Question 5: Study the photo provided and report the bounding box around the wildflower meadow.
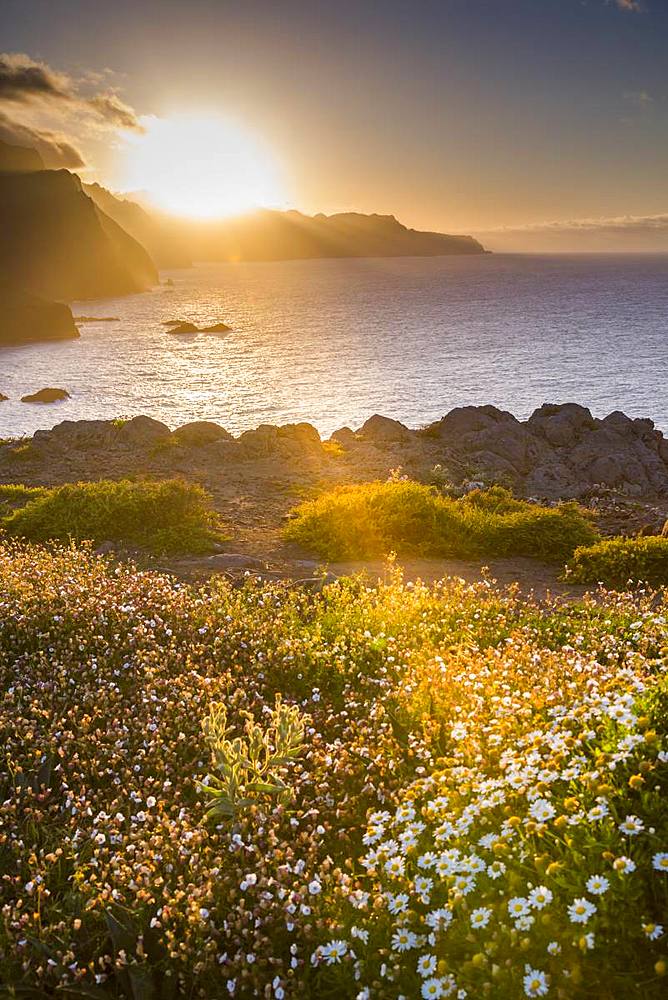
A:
[1,540,667,998]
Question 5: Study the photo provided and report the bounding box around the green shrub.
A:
[566,535,668,589]
[1,478,225,554]
[284,480,597,561]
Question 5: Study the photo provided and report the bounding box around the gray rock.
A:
[172,421,232,446]
[528,403,596,447]
[330,427,356,448]
[118,415,171,446]
[360,414,412,444]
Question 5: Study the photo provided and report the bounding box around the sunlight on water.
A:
[1,254,667,438]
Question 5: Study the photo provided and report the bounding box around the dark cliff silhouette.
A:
[0,140,158,301]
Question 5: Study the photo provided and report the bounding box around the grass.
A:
[566,535,668,589]
[0,541,666,998]
[0,477,225,554]
[284,481,598,562]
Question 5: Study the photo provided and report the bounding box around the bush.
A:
[284,480,597,562]
[1,477,225,554]
[566,535,668,589]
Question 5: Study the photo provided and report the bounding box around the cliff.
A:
[84,183,192,268]
[0,166,158,301]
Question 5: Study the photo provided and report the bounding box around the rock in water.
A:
[1,285,79,346]
[21,387,71,403]
[166,322,199,334]
[201,321,232,333]
[0,392,8,401]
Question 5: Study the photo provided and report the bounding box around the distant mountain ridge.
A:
[86,188,487,265]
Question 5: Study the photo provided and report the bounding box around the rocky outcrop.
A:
[0,168,158,300]
[421,404,668,497]
[4,404,668,501]
[1,285,79,346]
[238,423,323,460]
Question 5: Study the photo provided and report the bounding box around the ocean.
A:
[2,253,668,439]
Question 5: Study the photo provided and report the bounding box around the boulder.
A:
[172,421,232,446]
[118,415,171,447]
[238,424,280,458]
[330,427,356,448]
[0,392,7,401]
[239,423,322,459]
[427,405,517,440]
[21,387,70,403]
[528,403,596,447]
[360,414,412,444]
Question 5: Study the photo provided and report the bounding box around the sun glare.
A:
[120,114,285,219]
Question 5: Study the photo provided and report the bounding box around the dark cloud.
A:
[0,111,85,168]
[0,52,141,131]
[0,52,70,103]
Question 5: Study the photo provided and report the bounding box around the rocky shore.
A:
[2,403,667,578]
[2,401,667,496]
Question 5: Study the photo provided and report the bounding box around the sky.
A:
[0,0,667,248]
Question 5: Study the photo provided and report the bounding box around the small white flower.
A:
[528,886,553,910]
[652,852,668,872]
[508,896,530,918]
[618,815,644,837]
[417,954,438,978]
[547,941,561,956]
[391,928,419,952]
[568,897,597,924]
[308,879,322,895]
[643,923,664,941]
[470,907,492,929]
[523,966,549,998]
[586,874,609,895]
[529,799,555,823]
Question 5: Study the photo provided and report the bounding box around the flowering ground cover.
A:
[0,540,666,999]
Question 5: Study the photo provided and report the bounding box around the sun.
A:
[120,114,285,219]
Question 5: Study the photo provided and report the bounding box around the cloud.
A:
[0,52,142,131]
[88,92,143,131]
[0,52,70,103]
[615,0,643,11]
[0,111,84,167]
[474,212,668,252]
